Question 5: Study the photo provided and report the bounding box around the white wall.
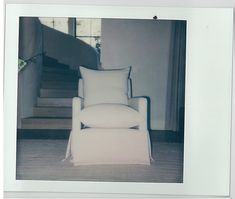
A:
[17,17,43,128]
[101,19,172,130]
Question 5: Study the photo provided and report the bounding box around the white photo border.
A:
[3,4,233,197]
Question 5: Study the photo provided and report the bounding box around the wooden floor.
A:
[16,139,184,183]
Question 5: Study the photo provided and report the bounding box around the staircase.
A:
[21,57,78,130]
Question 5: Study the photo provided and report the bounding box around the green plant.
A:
[18,52,44,72]
[18,58,27,72]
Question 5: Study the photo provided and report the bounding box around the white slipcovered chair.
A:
[65,67,152,165]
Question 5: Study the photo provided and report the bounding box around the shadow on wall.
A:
[100,18,186,134]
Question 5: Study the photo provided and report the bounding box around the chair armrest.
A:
[128,97,148,130]
[72,97,84,132]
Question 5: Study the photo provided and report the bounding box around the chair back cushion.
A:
[80,66,131,107]
[80,104,142,128]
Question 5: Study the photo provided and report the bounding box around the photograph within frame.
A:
[4,4,233,196]
[16,16,186,183]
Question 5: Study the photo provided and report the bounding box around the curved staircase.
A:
[21,57,78,130]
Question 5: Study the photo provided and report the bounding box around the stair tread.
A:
[21,117,72,130]
[40,88,77,91]
[43,65,70,70]
[41,80,78,84]
[43,56,71,70]
[42,77,78,81]
[41,82,78,89]
[23,117,72,120]
[40,89,77,98]
[41,79,78,86]
[37,97,72,107]
[38,97,73,99]
[33,106,72,117]
[42,72,78,77]
[43,66,77,73]
[33,107,72,110]
[37,97,73,101]
[34,107,72,109]
[37,97,73,99]
[39,97,75,98]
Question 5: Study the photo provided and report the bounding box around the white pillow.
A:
[80,104,142,128]
[80,66,130,107]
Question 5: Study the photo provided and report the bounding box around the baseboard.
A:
[17,129,70,139]
[150,130,184,143]
[18,129,184,143]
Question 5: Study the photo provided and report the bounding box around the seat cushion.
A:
[80,66,130,107]
[80,104,142,128]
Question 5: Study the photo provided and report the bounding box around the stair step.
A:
[42,73,78,81]
[43,56,70,70]
[33,107,72,117]
[43,66,78,75]
[21,118,72,130]
[40,89,78,98]
[37,98,72,107]
[43,64,69,70]
[41,81,78,89]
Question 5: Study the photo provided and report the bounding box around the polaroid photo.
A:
[3,4,233,197]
